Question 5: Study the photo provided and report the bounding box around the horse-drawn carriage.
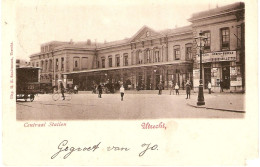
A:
[16,67,41,102]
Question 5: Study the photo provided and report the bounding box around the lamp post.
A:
[194,32,207,106]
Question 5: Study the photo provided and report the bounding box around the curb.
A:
[187,102,245,113]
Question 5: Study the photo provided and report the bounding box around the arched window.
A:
[154,48,160,63]
[173,45,180,60]
[123,53,128,66]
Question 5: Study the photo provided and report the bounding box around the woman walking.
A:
[208,81,212,94]
[120,85,125,101]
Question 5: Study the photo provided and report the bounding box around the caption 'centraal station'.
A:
[29,2,245,93]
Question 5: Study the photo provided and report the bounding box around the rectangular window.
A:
[97,61,100,68]
[221,28,230,50]
[101,58,105,68]
[56,59,59,71]
[174,49,180,60]
[49,60,52,71]
[45,60,48,72]
[73,57,79,70]
[154,51,160,62]
[203,31,211,51]
[124,55,128,66]
[186,47,192,60]
[116,56,120,67]
[82,57,88,69]
[109,57,112,67]
[61,57,64,71]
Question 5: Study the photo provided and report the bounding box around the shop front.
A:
[194,51,243,92]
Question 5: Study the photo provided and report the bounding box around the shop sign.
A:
[230,66,242,86]
[197,51,236,63]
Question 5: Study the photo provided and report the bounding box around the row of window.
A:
[41,45,50,53]
[201,27,234,52]
[97,45,193,69]
[98,54,129,68]
[32,57,65,72]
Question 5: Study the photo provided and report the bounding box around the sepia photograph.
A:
[2,0,258,166]
[16,1,245,120]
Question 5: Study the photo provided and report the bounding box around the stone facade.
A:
[30,2,245,92]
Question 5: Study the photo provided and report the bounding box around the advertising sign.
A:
[193,69,200,87]
[67,79,73,84]
[197,51,236,63]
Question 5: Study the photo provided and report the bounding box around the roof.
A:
[189,2,244,21]
[97,38,130,48]
[159,26,192,35]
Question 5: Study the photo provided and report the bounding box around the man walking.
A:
[59,80,65,100]
[98,84,103,98]
[220,80,224,92]
[158,81,163,95]
[185,80,191,99]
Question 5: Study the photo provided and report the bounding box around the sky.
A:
[14,0,239,60]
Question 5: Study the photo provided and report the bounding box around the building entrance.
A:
[146,74,151,90]
[222,66,230,89]
[155,75,160,90]
[204,68,211,89]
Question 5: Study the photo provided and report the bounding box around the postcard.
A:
[2,0,258,166]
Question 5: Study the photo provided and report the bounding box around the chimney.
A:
[87,39,91,45]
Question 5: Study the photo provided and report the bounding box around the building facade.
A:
[30,2,245,92]
[189,2,245,92]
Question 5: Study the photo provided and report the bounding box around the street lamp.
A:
[194,32,207,106]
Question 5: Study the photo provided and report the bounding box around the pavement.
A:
[186,93,245,112]
[16,91,245,120]
[80,90,245,112]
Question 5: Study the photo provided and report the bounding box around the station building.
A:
[30,2,245,92]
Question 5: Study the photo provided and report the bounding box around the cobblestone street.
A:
[16,92,245,120]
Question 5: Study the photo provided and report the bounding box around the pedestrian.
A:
[175,83,179,95]
[220,80,224,92]
[59,80,65,100]
[185,80,191,99]
[120,85,125,101]
[158,81,163,95]
[97,84,102,98]
[208,81,212,94]
[169,80,174,95]
[74,85,78,94]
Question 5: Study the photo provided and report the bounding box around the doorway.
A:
[204,68,211,89]
[222,66,230,89]
[155,75,160,90]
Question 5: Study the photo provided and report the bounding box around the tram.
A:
[16,66,40,102]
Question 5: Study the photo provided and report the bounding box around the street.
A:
[16,91,245,120]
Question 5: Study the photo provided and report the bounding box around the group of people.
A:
[58,79,225,101]
[96,83,125,101]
